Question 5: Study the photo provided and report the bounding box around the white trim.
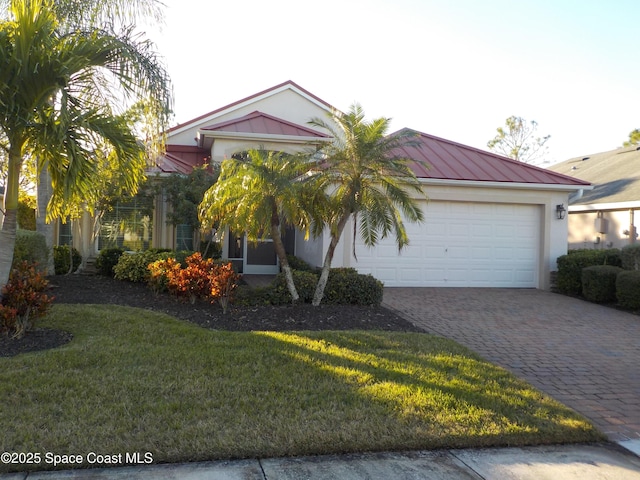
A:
[197,130,332,145]
[569,201,640,212]
[419,177,592,192]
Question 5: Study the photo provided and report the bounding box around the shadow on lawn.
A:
[254,330,603,449]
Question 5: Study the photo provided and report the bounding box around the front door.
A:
[244,236,279,274]
[227,230,279,274]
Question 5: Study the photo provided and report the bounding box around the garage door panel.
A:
[353,201,540,288]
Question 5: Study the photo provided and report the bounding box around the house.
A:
[58,80,590,289]
[548,146,640,249]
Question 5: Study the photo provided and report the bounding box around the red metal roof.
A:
[153,145,211,174]
[201,111,330,138]
[168,80,334,133]
[394,130,591,186]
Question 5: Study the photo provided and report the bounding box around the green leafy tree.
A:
[152,164,219,252]
[199,149,322,303]
[487,115,550,164]
[308,104,427,306]
[0,0,171,292]
[623,129,640,147]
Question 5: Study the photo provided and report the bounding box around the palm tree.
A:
[0,0,171,291]
[308,104,427,306]
[0,0,167,275]
[199,149,322,303]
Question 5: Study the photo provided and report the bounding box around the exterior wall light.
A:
[556,204,567,220]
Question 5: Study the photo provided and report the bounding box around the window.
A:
[98,197,153,251]
[58,218,72,246]
[176,224,193,251]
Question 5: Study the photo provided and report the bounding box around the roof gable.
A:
[549,146,640,204]
[393,130,590,186]
[201,111,329,138]
[167,80,334,140]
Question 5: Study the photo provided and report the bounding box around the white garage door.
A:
[353,201,540,287]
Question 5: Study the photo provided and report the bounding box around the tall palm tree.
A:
[0,0,167,274]
[0,0,171,291]
[308,104,427,306]
[199,149,322,303]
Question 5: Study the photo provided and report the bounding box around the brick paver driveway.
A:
[383,288,640,442]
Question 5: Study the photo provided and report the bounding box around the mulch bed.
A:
[1,274,422,358]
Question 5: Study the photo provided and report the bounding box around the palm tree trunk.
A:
[0,209,18,294]
[270,221,299,303]
[36,163,55,275]
[0,144,23,293]
[312,212,351,306]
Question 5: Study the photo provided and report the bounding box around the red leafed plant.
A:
[209,262,240,314]
[1,261,54,339]
[147,253,240,312]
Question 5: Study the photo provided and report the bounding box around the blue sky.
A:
[149,0,640,164]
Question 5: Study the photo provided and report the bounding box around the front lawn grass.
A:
[0,304,603,472]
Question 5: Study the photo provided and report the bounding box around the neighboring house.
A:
[549,146,640,250]
[58,80,590,289]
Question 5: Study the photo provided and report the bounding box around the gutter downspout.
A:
[631,209,636,245]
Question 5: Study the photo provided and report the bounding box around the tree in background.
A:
[0,0,171,292]
[152,164,219,253]
[623,129,640,147]
[487,116,550,164]
[308,104,427,306]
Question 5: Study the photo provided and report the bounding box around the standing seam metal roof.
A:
[394,130,590,186]
[200,111,330,138]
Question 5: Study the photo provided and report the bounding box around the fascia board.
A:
[197,130,332,145]
[569,201,640,212]
[419,178,594,192]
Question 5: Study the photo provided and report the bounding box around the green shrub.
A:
[581,265,623,303]
[285,255,317,273]
[616,270,640,310]
[114,250,171,283]
[200,240,222,260]
[13,229,48,271]
[270,269,319,304]
[621,244,640,271]
[96,248,125,276]
[17,198,36,230]
[53,245,82,275]
[324,268,384,306]
[556,249,621,296]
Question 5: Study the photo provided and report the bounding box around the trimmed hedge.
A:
[581,265,623,303]
[270,270,319,304]
[114,250,172,283]
[96,248,125,276]
[53,245,82,275]
[621,244,640,271]
[285,255,317,273]
[556,249,621,295]
[13,229,48,271]
[616,271,640,311]
[324,268,384,306]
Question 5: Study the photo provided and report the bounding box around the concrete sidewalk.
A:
[3,444,640,479]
